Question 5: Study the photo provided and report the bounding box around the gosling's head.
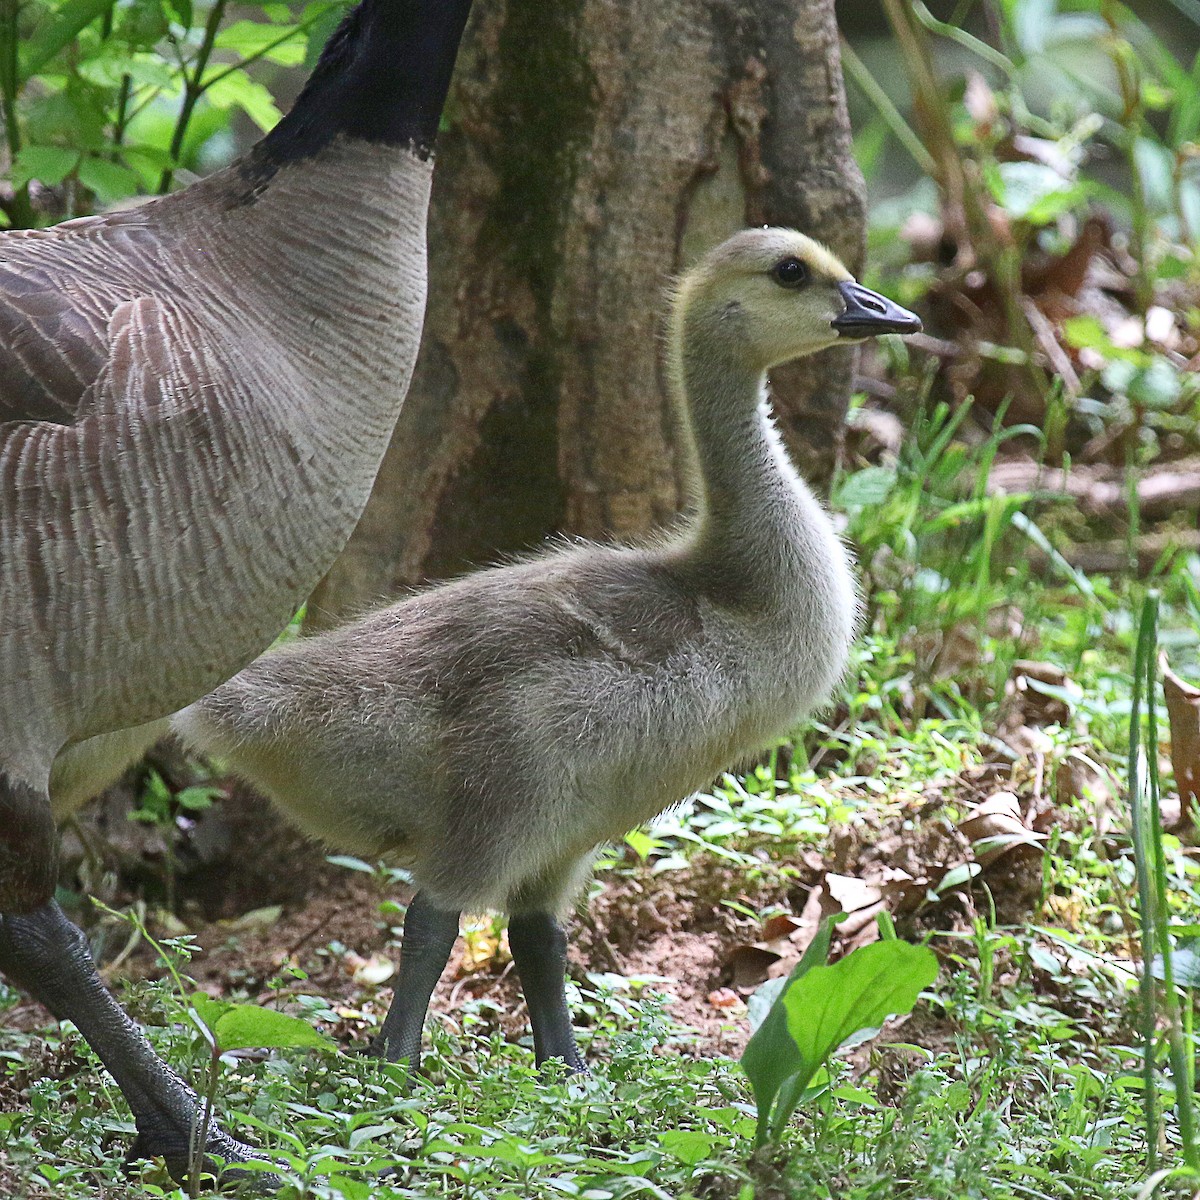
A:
[677,228,921,371]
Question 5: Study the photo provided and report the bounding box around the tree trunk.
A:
[308,0,865,627]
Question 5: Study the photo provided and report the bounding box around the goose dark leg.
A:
[0,775,269,1185]
[368,891,460,1065]
[507,911,586,1073]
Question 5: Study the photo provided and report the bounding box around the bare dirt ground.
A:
[3,731,1059,1066]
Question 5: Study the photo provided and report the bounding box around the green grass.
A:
[0,830,1179,1200]
[0,944,1170,1200]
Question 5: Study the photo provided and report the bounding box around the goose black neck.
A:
[250,0,473,172]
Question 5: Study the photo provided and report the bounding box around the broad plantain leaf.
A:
[740,915,836,1148]
[741,929,937,1146]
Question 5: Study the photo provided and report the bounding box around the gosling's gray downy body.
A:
[178,229,921,1072]
[0,0,473,1177]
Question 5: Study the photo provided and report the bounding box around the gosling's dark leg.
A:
[507,911,586,1073]
[368,891,460,1065]
[0,775,269,1184]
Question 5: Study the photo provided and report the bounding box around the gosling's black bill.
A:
[832,280,922,338]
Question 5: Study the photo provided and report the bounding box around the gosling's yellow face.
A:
[687,229,921,370]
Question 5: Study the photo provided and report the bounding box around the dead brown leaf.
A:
[724,902,838,991]
[1163,659,1200,834]
[343,951,396,987]
[762,912,805,942]
[1054,749,1115,814]
[837,904,884,950]
[825,873,883,914]
[708,987,746,1014]
[1007,660,1073,727]
[958,791,1047,866]
[726,943,783,991]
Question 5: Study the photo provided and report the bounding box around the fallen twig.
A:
[988,457,1200,520]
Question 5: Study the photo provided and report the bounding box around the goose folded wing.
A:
[1,292,241,523]
[0,260,116,427]
[0,283,234,439]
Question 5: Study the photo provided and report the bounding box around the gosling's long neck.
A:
[668,309,841,602]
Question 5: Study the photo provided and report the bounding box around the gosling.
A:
[174,229,921,1072]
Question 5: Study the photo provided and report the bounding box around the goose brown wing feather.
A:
[3,292,249,733]
[0,272,112,426]
[0,215,175,427]
[3,292,233,510]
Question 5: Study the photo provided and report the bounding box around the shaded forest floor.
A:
[0,617,1181,1198]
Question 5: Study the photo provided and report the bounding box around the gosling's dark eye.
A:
[771,257,809,289]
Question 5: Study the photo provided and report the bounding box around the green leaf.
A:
[11,145,80,188]
[20,0,117,82]
[214,20,307,66]
[1129,359,1182,410]
[189,992,234,1039]
[326,854,375,873]
[1133,136,1175,215]
[658,1129,714,1166]
[324,1177,373,1200]
[176,784,219,812]
[623,828,657,861]
[740,916,836,1147]
[1061,314,1115,355]
[190,993,332,1053]
[115,0,171,48]
[934,862,981,894]
[832,1084,881,1108]
[304,2,348,70]
[164,0,194,29]
[835,466,897,511]
[1102,358,1182,410]
[77,47,178,91]
[25,89,108,154]
[741,930,937,1147]
[1151,937,1200,988]
[1010,0,1056,54]
[77,156,143,206]
[202,69,282,131]
[782,940,937,1095]
[213,1005,333,1053]
[993,161,1082,224]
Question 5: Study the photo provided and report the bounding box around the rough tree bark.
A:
[308,0,865,626]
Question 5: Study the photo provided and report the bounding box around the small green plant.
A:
[0,0,340,226]
[740,916,938,1148]
[1128,590,1200,1189]
[187,992,334,1194]
[129,769,220,911]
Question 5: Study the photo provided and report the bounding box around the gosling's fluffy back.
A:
[177,228,874,917]
[177,531,851,915]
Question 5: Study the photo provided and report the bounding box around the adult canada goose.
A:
[176,229,921,1073]
[0,0,473,1177]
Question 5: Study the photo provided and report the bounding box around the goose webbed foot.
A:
[508,910,587,1074]
[367,891,461,1067]
[125,1124,277,1192]
[0,899,278,1190]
